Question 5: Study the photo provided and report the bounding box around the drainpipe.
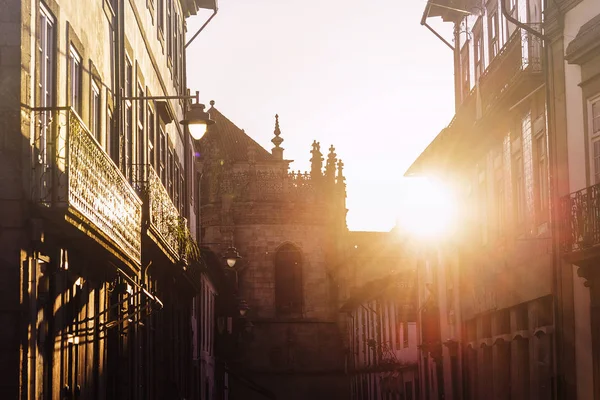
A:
[501,1,562,398]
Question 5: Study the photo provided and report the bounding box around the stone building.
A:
[196,104,350,399]
[0,0,219,398]
[409,0,555,398]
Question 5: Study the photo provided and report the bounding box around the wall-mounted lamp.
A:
[222,247,242,268]
[181,101,214,140]
[238,299,250,316]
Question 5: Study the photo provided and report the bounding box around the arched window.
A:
[274,243,303,316]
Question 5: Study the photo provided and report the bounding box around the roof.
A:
[565,13,600,64]
[421,0,471,24]
[197,104,276,163]
[181,0,217,17]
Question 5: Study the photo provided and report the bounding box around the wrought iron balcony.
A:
[561,183,600,261]
[131,164,188,262]
[475,27,543,115]
[31,108,142,266]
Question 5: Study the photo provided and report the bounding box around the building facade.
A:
[196,106,350,399]
[340,232,419,400]
[547,0,600,398]
[0,0,217,398]
[410,0,555,398]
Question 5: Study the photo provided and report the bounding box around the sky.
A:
[186,0,456,232]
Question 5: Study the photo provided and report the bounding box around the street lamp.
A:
[238,299,250,316]
[222,246,242,268]
[180,101,214,140]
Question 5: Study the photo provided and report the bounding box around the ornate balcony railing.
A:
[130,164,188,261]
[561,183,600,255]
[476,27,543,114]
[31,108,142,265]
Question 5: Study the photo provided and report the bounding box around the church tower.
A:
[195,103,349,399]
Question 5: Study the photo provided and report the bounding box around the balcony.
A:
[31,108,142,268]
[131,165,187,263]
[561,183,600,264]
[477,28,543,116]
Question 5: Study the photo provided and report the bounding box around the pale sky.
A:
[186,0,455,232]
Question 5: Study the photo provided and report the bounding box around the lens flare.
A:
[397,177,457,240]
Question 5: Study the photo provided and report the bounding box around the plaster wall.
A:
[563,2,600,397]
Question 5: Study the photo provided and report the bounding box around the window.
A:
[394,304,402,348]
[107,108,119,165]
[38,4,55,166]
[159,127,166,185]
[124,58,133,177]
[157,0,164,34]
[592,98,600,134]
[536,134,548,216]
[179,171,184,215]
[403,321,409,348]
[274,243,303,316]
[514,154,525,225]
[173,12,179,82]
[591,98,600,184]
[167,147,174,198]
[137,84,145,169]
[148,107,155,168]
[496,176,505,236]
[68,46,82,115]
[460,44,470,101]
[91,81,101,141]
[479,171,488,244]
[174,161,180,209]
[489,9,499,59]
[474,27,484,81]
[166,0,172,61]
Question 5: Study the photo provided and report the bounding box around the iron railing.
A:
[561,183,600,254]
[31,108,142,265]
[475,28,543,113]
[130,164,186,259]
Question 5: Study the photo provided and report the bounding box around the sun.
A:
[396,177,457,240]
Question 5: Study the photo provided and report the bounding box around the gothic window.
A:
[274,243,303,316]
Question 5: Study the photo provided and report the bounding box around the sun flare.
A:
[396,177,457,240]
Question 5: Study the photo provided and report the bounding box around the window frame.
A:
[274,244,304,316]
[589,95,600,185]
[137,83,145,169]
[473,20,484,82]
[68,45,82,115]
[488,5,499,60]
[460,43,470,102]
[38,3,55,167]
[91,80,101,142]
[123,56,133,177]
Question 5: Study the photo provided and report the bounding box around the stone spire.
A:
[337,159,345,185]
[271,114,284,160]
[310,140,324,179]
[325,145,337,183]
